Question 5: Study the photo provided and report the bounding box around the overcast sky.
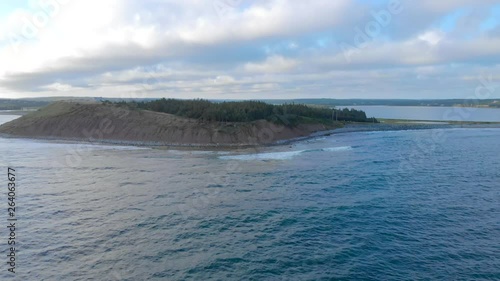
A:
[0,0,499,99]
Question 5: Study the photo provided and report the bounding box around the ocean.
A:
[0,114,499,280]
[348,106,500,122]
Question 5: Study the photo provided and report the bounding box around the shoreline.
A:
[275,122,500,145]
[0,110,33,116]
[1,122,499,150]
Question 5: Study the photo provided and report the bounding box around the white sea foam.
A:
[220,150,305,160]
[220,146,352,160]
[92,145,150,151]
[321,146,352,152]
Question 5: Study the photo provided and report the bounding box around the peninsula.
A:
[0,99,375,147]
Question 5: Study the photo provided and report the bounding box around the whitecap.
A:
[321,146,352,152]
[219,150,305,161]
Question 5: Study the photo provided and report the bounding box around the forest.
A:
[0,99,50,110]
[107,98,378,125]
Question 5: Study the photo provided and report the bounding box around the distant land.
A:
[262,99,500,108]
[1,97,499,111]
[0,100,374,147]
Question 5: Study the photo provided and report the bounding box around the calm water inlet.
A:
[348,106,500,122]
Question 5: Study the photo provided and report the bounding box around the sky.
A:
[0,0,499,100]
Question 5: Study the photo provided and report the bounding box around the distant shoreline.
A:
[342,105,500,109]
[0,110,33,116]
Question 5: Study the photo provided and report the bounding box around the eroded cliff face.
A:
[0,102,334,146]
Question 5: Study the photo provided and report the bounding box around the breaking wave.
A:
[219,146,352,160]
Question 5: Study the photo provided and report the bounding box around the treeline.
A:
[106,99,377,124]
[0,99,50,110]
[264,98,500,108]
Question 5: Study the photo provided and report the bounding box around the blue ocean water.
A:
[349,106,500,122]
[0,115,499,280]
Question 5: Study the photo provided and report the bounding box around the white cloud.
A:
[244,56,298,73]
[0,0,499,99]
[213,75,236,84]
[416,0,499,12]
[41,82,81,92]
[418,30,444,46]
